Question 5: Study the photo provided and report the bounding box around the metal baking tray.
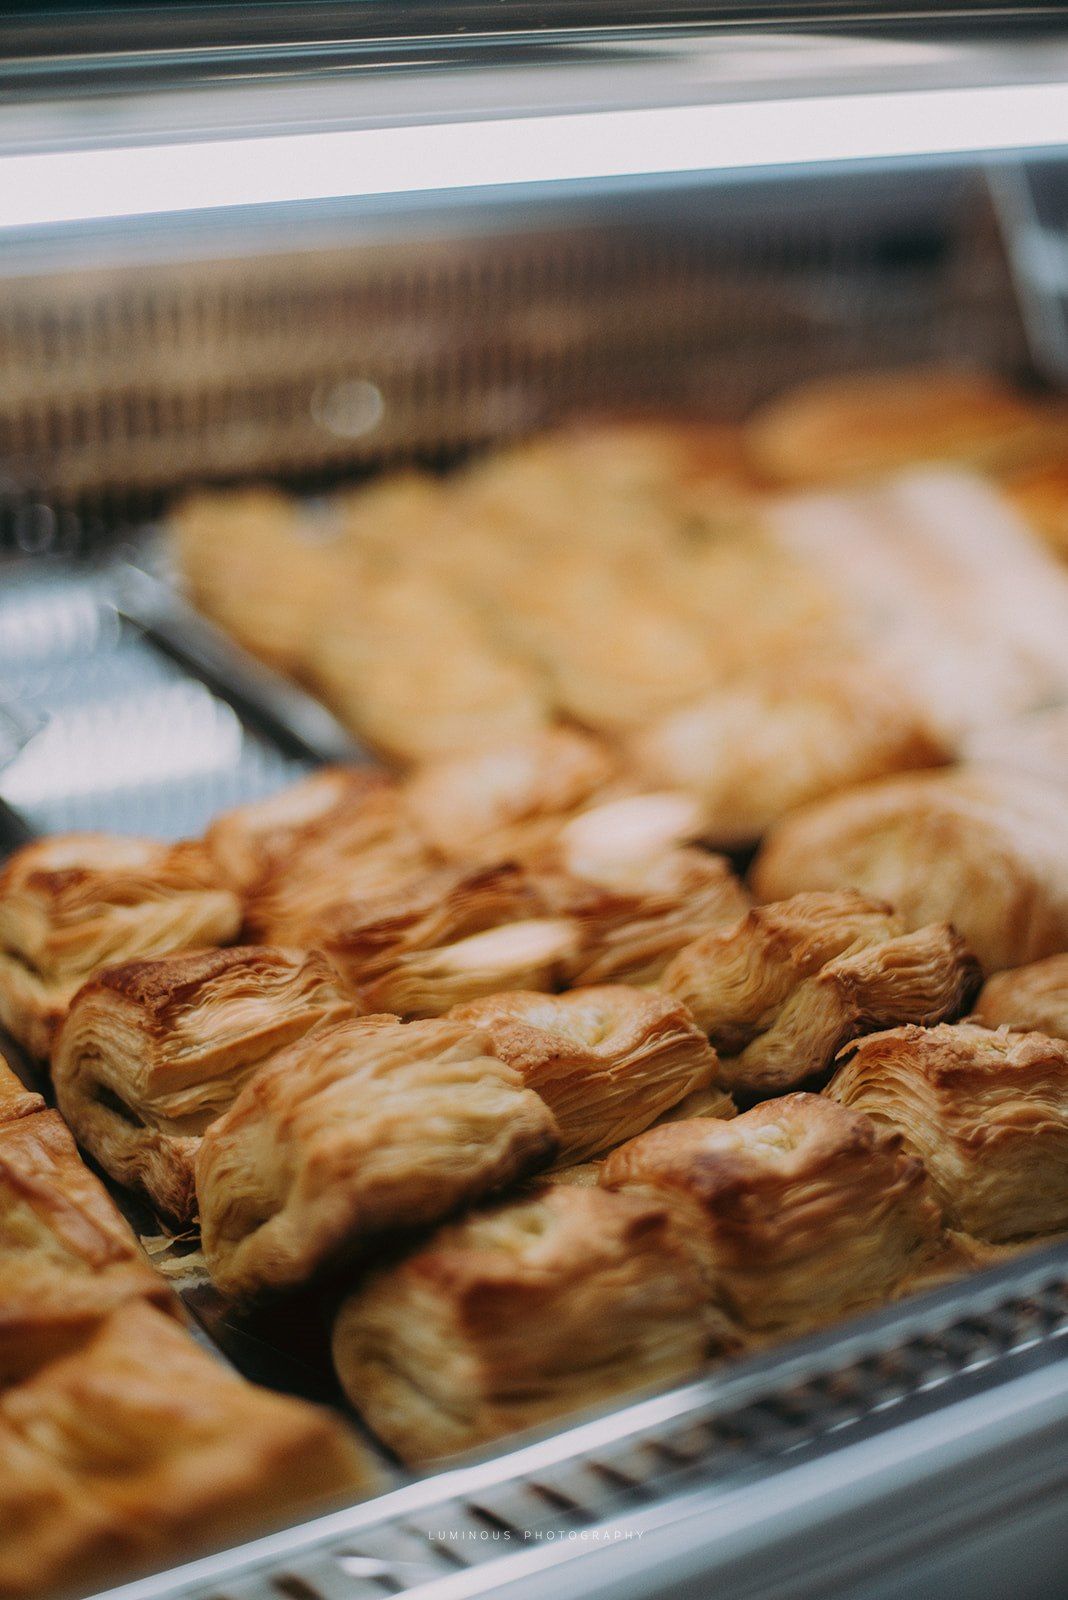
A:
[2,555,1068,1600]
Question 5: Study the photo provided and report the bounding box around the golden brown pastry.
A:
[331,1184,726,1463]
[0,1417,128,1600]
[0,834,241,1059]
[828,1021,1068,1241]
[963,706,1068,793]
[0,1303,371,1592]
[402,727,617,863]
[600,1093,942,1333]
[196,1014,559,1298]
[746,367,1049,486]
[542,848,750,987]
[752,767,1068,973]
[52,947,355,1223]
[660,892,980,1093]
[0,1055,44,1125]
[309,571,550,763]
[1004,459,1068,561]
[203,764,404,892]
[546,790,711,881]
[975,954,1068,1042]
[316,861,562,1012]
[450,987,718,1164]
[628,663,945,847]
[0,1110,175,1383]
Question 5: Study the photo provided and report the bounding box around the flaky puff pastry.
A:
[752,767,1068,974]
[0,1053,44,1125]
[746,367,1051,487]
[450,987,718,1165]
[660,892,980,1093]
[196,1014,558,1298]
[828,1021,1068,1241]
[203,765,405,892]
[601,1093,942,1334]
[541,847,750,987]
[332,1184,727,1463]
[52,947,355,1224]
[402,728,618,863]
[0,834,241,1059]
[317,862,576,1015]
[976,955,1068,1043]
[628,663,946,848]
[0,1110,174,1384]
[0,1303,372,1595]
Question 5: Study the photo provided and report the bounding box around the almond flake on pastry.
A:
[660,891,980,1093]
[600,1092,942,1334]
[331,1184,727,1464]
[752,767,1068,974]
[828,1020,1068,1241]
[451,986,718,1165]
[976,954,1068,1042]
[52,947,356,1223]
[0,834,242,1060]
[196,1014,558,1298]
[0,1109,175,1383]
[0,1303,372,1581]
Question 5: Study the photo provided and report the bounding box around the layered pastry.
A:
[660,892,980,1093]
[331,1184,724,1463]
[402,727,618,863]
[746,367,1050,486]
[546,791,711,883]
[0,1303,370,1598]
[1003,460,1068,562]
[450,987,718,1165]
[317,862,574,1015]
[308,570,550,763]
[196,1014,558,1298]
[0,1053,44,1125]
[531,849,747,990]
[0,1109,174,1383]
[203,765,406,892]
[600,1093,942,1333]
[0,834,241,1059]
[628,663,945,847]
[963,706,1068,793]
[975,954,1068,1042]
[828,1021,1068,1241]
[52,947,355,1223]
[752,767,1068,973]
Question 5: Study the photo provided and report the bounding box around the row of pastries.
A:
[2,722,1068,1500]
[7,367,1068,1593]
[0,1052,372,1599]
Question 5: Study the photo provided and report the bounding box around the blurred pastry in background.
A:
[752,767,1068,974]
[746,367,1052,486]
[975,955,1068,1043]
